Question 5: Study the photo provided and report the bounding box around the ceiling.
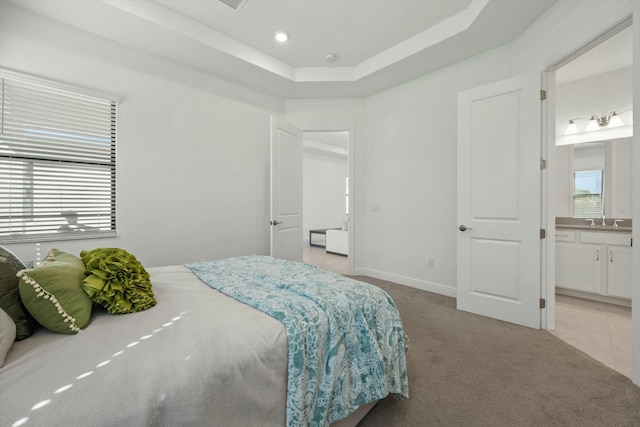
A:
[7,0,560,98]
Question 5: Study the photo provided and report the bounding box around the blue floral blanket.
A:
[185,256,408,427]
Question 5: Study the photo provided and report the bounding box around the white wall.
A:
[512,1,638,75]
[286,48,513,296]
[360,46,514,295]
[0,2,284,267]
[303,151,348,245]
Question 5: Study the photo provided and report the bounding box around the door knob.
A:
[270,220,283,226]
[459,225,472,231]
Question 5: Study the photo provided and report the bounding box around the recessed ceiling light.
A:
[326,53,338,62]
[274,31,289,43]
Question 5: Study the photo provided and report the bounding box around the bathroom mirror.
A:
[555,137,632,219]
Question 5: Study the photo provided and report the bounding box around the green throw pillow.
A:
[80,248,156,315]
[0,307,17,367]
[0,246,38,340]
[18,249,92,334]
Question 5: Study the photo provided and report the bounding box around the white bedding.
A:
[0,265,289,427]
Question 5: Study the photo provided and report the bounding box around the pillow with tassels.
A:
[80,248,156,315]
[17,249,92,334]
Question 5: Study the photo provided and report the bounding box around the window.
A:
[573,169,603,218]
[0,70,118,243]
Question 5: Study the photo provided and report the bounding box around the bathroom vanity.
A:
[554,137,632,304]
[556,218,632,301]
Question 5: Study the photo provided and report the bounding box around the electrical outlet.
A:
[427,258,435,268]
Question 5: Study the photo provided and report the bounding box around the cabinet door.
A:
[556,243,602,294]
[607,246,633,299]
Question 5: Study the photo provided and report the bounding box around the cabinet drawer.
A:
[580,232,631,246]
[555,230,576,242]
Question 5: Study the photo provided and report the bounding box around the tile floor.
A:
[303,246,633,379]
[551,294,632,378]
[303,245,348,275]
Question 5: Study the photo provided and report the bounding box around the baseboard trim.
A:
[556,287,631,307]
[353,268,456,298]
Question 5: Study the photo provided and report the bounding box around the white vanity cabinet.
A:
[607,246,633,298]
[555,229,632,299]
[556,242,602,294]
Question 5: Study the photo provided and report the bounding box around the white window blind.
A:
[0,70,117,243]
[573,169,604,218]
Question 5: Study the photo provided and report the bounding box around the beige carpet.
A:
[352,276,640,427]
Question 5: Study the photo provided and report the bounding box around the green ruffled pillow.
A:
[17,249,92,334]
[80,248,156,315]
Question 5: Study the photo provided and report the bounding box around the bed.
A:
[0,253,408,427]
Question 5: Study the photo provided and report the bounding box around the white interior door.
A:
[457,73,543,329]
[270,116,303,262]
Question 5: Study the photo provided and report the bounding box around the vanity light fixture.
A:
[584,116,601,132]
[565,109,631,134]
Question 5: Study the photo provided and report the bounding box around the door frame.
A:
[541,11,637,381]
[302,124,355,275]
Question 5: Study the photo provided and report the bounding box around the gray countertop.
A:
[555,224,632,232]
[555,217,632,233]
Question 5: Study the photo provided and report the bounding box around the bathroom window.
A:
[573,169,603,218]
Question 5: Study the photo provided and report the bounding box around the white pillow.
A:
[0,308,17,367]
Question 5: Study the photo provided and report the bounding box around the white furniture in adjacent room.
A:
[309,228,340,248]
[326,229,348,256]
[556,228,632,300]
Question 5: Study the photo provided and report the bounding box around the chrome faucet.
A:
[601,214,606,227]
[613,219,624,228]
[585,218,595,227]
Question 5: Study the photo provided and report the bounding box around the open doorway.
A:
[302,130,350,275]
[551,24,633,378]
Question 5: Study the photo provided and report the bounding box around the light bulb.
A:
[608,113,623,127]
[585,118,600,132]
[565,120,578,135]
[274,31,289,43]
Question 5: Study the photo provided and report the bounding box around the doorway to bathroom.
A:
[551,23,633,378]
